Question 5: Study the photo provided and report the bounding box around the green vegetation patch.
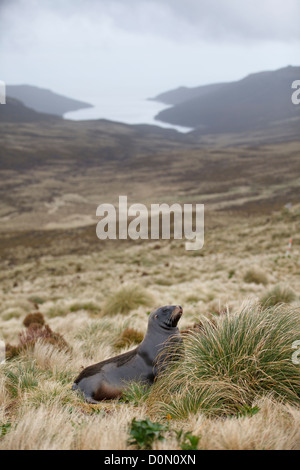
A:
[147,303,300,419]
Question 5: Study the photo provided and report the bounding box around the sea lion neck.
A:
[147,312,180,333]
[139,318,178,351]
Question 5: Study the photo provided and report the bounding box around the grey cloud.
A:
[0,0,299,102]
[1,0,300,44]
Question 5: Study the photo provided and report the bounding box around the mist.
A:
[1,0,299,103]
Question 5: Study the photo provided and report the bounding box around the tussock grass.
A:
[0,205,299,449]
[103,285,153,316]
[30,341,74,376]
[4,361,40,398]
[74,320,115,359]
[46,305,69,318]
[243,267,269,285]
[23,312,45,328]
[147,302,300,419]
[122,381,152,406]
[113,328,144,350]
[28,296,45,305]
[69,302,100,314]
[260,285,296,307]
[5,315,69,360]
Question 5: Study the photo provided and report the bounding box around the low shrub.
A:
[127,418,168,450]
[6,315,69,360]
[23,312,45,328]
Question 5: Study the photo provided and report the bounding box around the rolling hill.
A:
[150,82,227,106]
[154,66,300,135]
[0,68,299,233]
[6,84,93,116]
[0,97,60,122]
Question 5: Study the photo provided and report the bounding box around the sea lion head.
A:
[149,305,183,329]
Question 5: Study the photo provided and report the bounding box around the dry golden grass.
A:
[243,266,269,285]
[103,285,154,317]
[0,204,299,450]
[190,397,300,450]
[260,284,297,307]
[146,302,300,421]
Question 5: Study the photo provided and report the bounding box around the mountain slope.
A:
[0,114,299,231]
[150,82,227,106]
[154,66,300,134]
[0,97,60,122]
[6,84,93,116]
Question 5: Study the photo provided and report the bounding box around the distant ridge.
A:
[0,97,60,122]
[6,84,93,116]
[153,66,300,134]
[149,82,227,106]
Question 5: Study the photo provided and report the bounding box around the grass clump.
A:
[19,324,69,352]
[103,285,153,316]
[23,312,45,328]
[147,302,300,419]
[5,314,69,360]
[260,285,296,307]
[122,381,151,406]
[114,328,144,350]
[5,362,40,398]
[69,302,100,314]
[235,404,260,419]
[46,305,68,318]
[28,296,45,305]
[243,267,268,285]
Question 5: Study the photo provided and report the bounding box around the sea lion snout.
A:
[149,305,183,328]
[173,305,183,316]
[170,305,183,326]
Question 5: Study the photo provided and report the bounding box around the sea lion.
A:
[72,305,183,403]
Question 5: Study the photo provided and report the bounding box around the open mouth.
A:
[170,305,183,326]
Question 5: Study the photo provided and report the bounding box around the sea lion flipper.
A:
[85,396,100,405]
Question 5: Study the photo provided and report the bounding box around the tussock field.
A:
[0,204,299,450]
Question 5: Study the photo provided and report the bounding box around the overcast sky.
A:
[0,0,299,102]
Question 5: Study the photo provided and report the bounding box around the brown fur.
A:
[93,383,123,401]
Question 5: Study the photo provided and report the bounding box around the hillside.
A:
[0,115,299,233]
[6,84,93,116]
[0,97,60,122]
[0,74,299,234]
[150,82,227,106]
[0,200,299,450]
[0,80,300,452]
[154,66,300,134]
